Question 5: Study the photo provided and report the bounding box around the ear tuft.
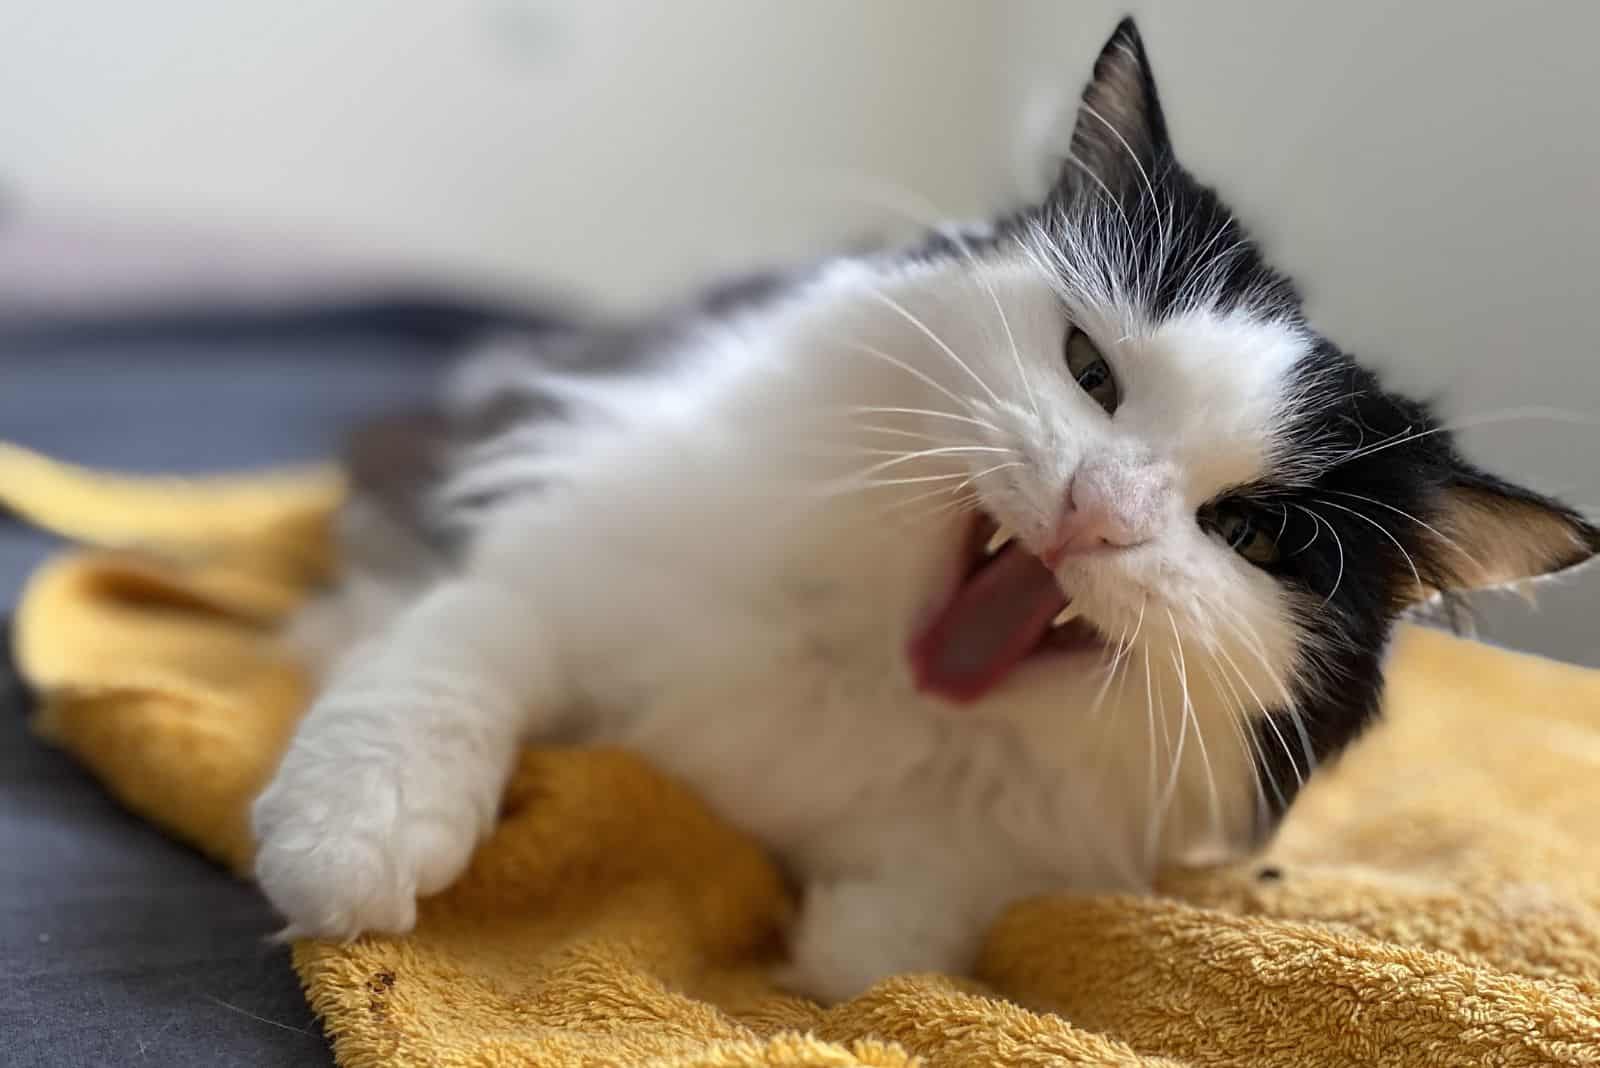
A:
[1063,17,1172,192]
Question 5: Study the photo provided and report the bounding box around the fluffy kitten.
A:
[252,18,1599,1002]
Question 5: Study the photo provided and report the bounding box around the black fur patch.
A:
[1018,17,1600,831]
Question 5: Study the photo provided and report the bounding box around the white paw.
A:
[251,752,484,940]
[778,879,981,1003]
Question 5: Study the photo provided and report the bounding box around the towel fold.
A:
[6,439,1600,1067]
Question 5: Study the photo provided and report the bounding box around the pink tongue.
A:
[909,543,1068,703]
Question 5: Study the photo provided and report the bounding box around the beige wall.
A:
[3,1,1597,661]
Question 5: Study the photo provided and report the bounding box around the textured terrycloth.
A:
[6,441,1600,1067]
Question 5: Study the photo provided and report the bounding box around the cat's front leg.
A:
[252,579,563,938]
[778,877,987,1003]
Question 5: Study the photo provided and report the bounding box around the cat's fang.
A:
[1051,604,1081,628]
[984,527,1015,556]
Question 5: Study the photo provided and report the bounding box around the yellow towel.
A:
[6,439,1600,1067]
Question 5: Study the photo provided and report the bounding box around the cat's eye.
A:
[1201,503,1281,567]
[1064,327,1119,415]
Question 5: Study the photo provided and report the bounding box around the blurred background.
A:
[2,0,1598,662]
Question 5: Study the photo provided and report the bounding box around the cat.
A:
[251,17,1600,1002]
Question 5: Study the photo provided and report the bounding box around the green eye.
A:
[1064,326,1120,415]
[1203,503,1281,566]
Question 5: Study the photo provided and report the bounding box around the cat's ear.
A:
[1420,468,1600,596]
[1059,17,1173,194]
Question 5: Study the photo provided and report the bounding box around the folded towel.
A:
[6,440,1600,1067]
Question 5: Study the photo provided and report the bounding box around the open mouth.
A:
[908,512,1106,704]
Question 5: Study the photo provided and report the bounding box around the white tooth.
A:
[1052,605,1082,628]
[985,527,1015,555]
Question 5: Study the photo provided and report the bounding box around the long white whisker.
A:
[1324,489,1485,579]
[1086,597,1143,724]
[1084,621,1134,730]
[1166,609,1222,848]
[1214,608,1316,781]
[1203,596,1299,712]
[866,290,1004,410]
[1293,504,1345,605]
[895,459,1028,507]
[1313,497,1422,590]
[1197,657,1273,822]
[784,174,1040,422]
[980,272,1038,421]
[851,444,1017,464]
[875,491,983,530]
[1153,621,1190,853]
[814,460,1025,498]
[1206,626,1304,792]
[844,405,1001,434]
[1331,406,1600,468]
[834,446,1015,487]
[841,341,977,417]
[874,480,981,518]
[1140,644,1160,869]
[1080,102,1169,292]
[1064,153,1135,244]
[851,424,963,446]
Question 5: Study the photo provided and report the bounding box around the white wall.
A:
[3,1,1597,661]
[0,1,1009,307]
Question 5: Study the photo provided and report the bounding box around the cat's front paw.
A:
[251,753,483,940]
[777,879,981,1003]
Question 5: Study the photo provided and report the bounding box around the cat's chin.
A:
[906,511,1107,705]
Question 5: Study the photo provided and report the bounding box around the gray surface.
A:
[1,327,445,1066]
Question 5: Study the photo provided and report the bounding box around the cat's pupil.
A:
[1221,510,1251,547]
[1063,326,1120,415]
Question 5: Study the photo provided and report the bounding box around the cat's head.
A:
[872,17,1599,835]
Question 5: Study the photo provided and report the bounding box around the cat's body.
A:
[253,20,1599,1002]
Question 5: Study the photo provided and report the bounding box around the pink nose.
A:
[1040,476,1149,567]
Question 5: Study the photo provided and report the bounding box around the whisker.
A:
[845,405,1001,433]
[813,461,1025,498]
[1152,621,1190,859]
[1140,644,1160,867]
[866,290,1004,410]
[1166,609,1223,848]
[1323,489,1485,579]
[1197,657,1275,821]
[885,494,983,531]
[977,269,1038,421]
[1205,624,1304,793]
[1209,606,1317,784]
[1086,596,1143,726]
[1081,594,1147,779]
[851,424,963,446]
[1079,102,1170,291]
[1062,153,1137,259]
[1313,497,1422,590]
[850,444,1017,465]
[1205,598,1299,711]
[1330,406,1600,469]
[1293,504,1345,605]
[776,172,1040,421]
[840,341,978,417]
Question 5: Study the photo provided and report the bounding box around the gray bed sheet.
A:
[1,325,448,1066]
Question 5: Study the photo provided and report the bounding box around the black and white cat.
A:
[252,18,1599,1001]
